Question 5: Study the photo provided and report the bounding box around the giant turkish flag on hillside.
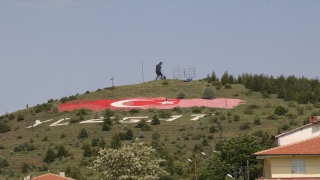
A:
[58,97,245,112]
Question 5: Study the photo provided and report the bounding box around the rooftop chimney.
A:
[60,172,65,177]
[309,116,320,123]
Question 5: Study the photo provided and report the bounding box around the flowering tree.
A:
[92,142,168,180]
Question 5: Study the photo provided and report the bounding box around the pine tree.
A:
[82,143,92,157]
[110,134,122,149]
[44,148,56,163]
[151,114,160,125]
[78,128,88,139]
[125,129,134,140]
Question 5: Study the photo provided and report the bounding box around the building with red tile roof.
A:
[23,172,75,180]
[253,136,320,180]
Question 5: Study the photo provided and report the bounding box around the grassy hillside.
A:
[0,79,318,179]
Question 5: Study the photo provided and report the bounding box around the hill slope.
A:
[0,79,318,179]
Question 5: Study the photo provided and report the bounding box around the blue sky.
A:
[0,0,319,115]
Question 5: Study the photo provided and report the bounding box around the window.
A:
[291,159,305,173]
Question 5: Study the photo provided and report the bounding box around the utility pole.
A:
[194,159,198,180]
[110,76,115,87]
[247,160,249,180]
[141,60,144,83]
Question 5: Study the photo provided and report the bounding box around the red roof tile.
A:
[254,135,320,156]
[31,173,75,180]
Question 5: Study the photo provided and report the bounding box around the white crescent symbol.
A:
[111,99,153,108]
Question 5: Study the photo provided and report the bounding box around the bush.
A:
[281,124,290,131]
[296,105,304,115]
[162,80,169,85]
[135,119,147,128]
[158,110,172,118]
[253,117,261,125]
[233,114,240,122]
[224,83,232,89]
[0,122,11,133]
[141,124,152,131]
[274,105,288,116]
[261,90,270,98]
[152,133,160,140]
[239,122,251,130]
[176,91,186,99]
[191,106,204,113]
[151,114,160,125]
[202,87,214,99]
[104,108,114,118]
[17,115,24,121]
[266,114,278,120]
[76,109,88,116]
[305,104,313,110]
[209,125,217,133]
[264,102,272,108]
[0,158,9,168]
[173,106,182,113]
[129,109,140,114]
[42,136,48,141]
[78,129,89,139]
[8,114,15,120]
[51,104,59,114]
[314,102,320,108]
[243,108,253,115]
[285,113,296,119]
[288,101,296,107]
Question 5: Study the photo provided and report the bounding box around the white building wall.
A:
[278,123,320,146]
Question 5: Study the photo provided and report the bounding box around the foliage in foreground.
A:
[199,134,264,180]
[92,142,168,180]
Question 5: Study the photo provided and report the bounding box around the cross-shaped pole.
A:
[110,76,115,87]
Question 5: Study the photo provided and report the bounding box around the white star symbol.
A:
[159,101,175,105]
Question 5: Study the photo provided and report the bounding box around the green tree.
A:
[220,71,229,85]
[56,145,69,158]
[110,134,122,149]
[211,70,218,82]
[202,134,263,180]
[104,108,114,118]
[82,143,92,157]
[135,119,147,128]
[151,114,160,125]
[126,129,134,140]
[102,117,112,131]
[44,148,56,163]
[92,142,168,179]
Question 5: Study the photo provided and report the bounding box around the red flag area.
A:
[58,97,245,112]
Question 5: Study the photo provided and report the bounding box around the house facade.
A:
[276,116,320,146]
[253,136,320,180]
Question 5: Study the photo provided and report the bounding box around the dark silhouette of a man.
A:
[155,62,163,80]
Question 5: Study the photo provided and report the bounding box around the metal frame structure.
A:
[173,67,196,80]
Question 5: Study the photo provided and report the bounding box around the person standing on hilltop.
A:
[155,62,163,80]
